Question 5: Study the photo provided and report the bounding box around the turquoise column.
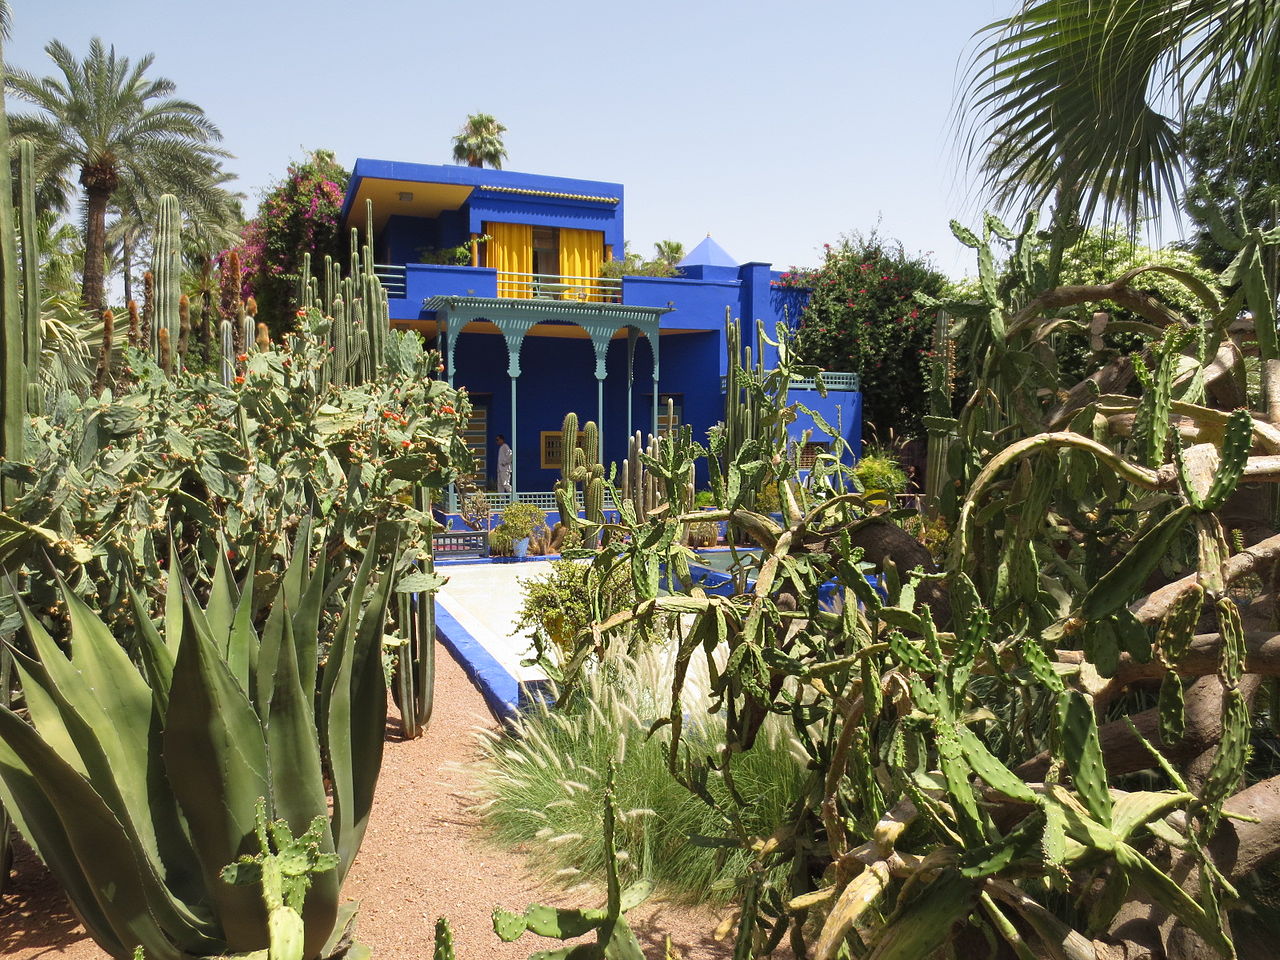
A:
[503,328,526,500]
[626,329,637,441]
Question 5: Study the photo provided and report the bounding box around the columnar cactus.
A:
[94,309,114,392]
[150,195,182,365]
[126,299,141,350]
[141,271,154,351]
[177,294,191,366]
[18,141,40,416]
[219,317,235,386]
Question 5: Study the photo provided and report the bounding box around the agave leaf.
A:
[130,586,174,716]
[205,543,240,659]
[322,530,397,879]
[164,535,184,655]
[0,706,188,960]
[265,605,340,960]
[291,540,327,715]
[164,585,270,952]
[27,587,201,913]
[6,647,215,950]
[226,547,258,692]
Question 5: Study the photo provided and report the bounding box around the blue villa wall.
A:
[342,159,864,490]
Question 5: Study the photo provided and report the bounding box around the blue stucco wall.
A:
[786,387,863,463]
[389,265,499,321]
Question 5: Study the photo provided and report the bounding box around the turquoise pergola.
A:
[424,296,671,494]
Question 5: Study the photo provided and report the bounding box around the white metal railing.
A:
[720,371,861,392]
[456,489,618,514]
[496,272,622,303]
[373,264,407,298]
[792,372,860,391]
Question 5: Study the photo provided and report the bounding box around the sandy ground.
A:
[0,642,733,960]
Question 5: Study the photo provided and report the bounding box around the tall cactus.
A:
[141,271,154,351]
[219,317,235,386]
[18,141,40,416]
[0,57,25,510]
[177,295,191,368]
[150,195,182,366]
[94,309,114,392]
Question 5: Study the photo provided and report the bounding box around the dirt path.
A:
[0,643,732,959]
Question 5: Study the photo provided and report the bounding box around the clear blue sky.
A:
[10,0,1023,279]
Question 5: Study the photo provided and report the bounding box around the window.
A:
[654,394,682,434]
[541,429,587,470]
[798,441,829,470]
[532,226,559,278]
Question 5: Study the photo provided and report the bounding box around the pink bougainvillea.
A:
[223,149,350,332]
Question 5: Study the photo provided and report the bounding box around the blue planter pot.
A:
[514,537,531,560]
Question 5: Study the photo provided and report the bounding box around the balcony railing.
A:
[373,263,407,298]
[496,272,622,303]
[721,371,861,392]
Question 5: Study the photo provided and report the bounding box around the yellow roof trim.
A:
[481,185,619,204]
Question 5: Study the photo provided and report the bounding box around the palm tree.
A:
[961,0,1280,226]
[653,240,685,267]
[109,162,242,304]
[6,38,229,310]
[451,113,508,169]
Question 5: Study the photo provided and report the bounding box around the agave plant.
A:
[0,519,397,960]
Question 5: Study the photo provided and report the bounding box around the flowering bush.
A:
[790,232,948,438]
[235,149,350,331]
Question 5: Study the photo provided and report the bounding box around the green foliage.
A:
[0,525,397,959]
[490,761,650,959]
[451,114,507,169]
[2,314,471,637]
[6,37,231,309]
[513,557,634,658]
[853,451,908,496]
[1181,83,1280,277]
[497,501,547,543]
[238,150,350,331]
[477,658,806,907]
[599,241,682,279]
[790,231,949,438]
[546,216,1279,958]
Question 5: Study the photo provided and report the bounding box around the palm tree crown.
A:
[962,0,1280,226]
[451,113,508,169]
[6,37,229,309]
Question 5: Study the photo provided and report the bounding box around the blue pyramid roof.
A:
[678,234,738,268]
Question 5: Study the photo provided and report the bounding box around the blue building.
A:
[339,159,861,499]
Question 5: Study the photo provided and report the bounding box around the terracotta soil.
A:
[0,642,734,959]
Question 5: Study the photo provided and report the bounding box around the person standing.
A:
[496,434,512,493]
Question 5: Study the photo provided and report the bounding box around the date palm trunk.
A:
[79,160,116,312]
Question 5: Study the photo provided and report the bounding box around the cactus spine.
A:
[94,309,114,392]
[141,271,154,351]
[157,327,172,376]
[127,299,141,349]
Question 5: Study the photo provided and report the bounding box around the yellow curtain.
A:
[485,222,533,298]
[558,228,604,301]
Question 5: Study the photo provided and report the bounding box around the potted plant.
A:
[497,501,548,560]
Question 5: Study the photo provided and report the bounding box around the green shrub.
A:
[789,230,949,438]
[514,558,634,657]
[475,648,805,903]
[498,501,548,542]
[853,452,907,495]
